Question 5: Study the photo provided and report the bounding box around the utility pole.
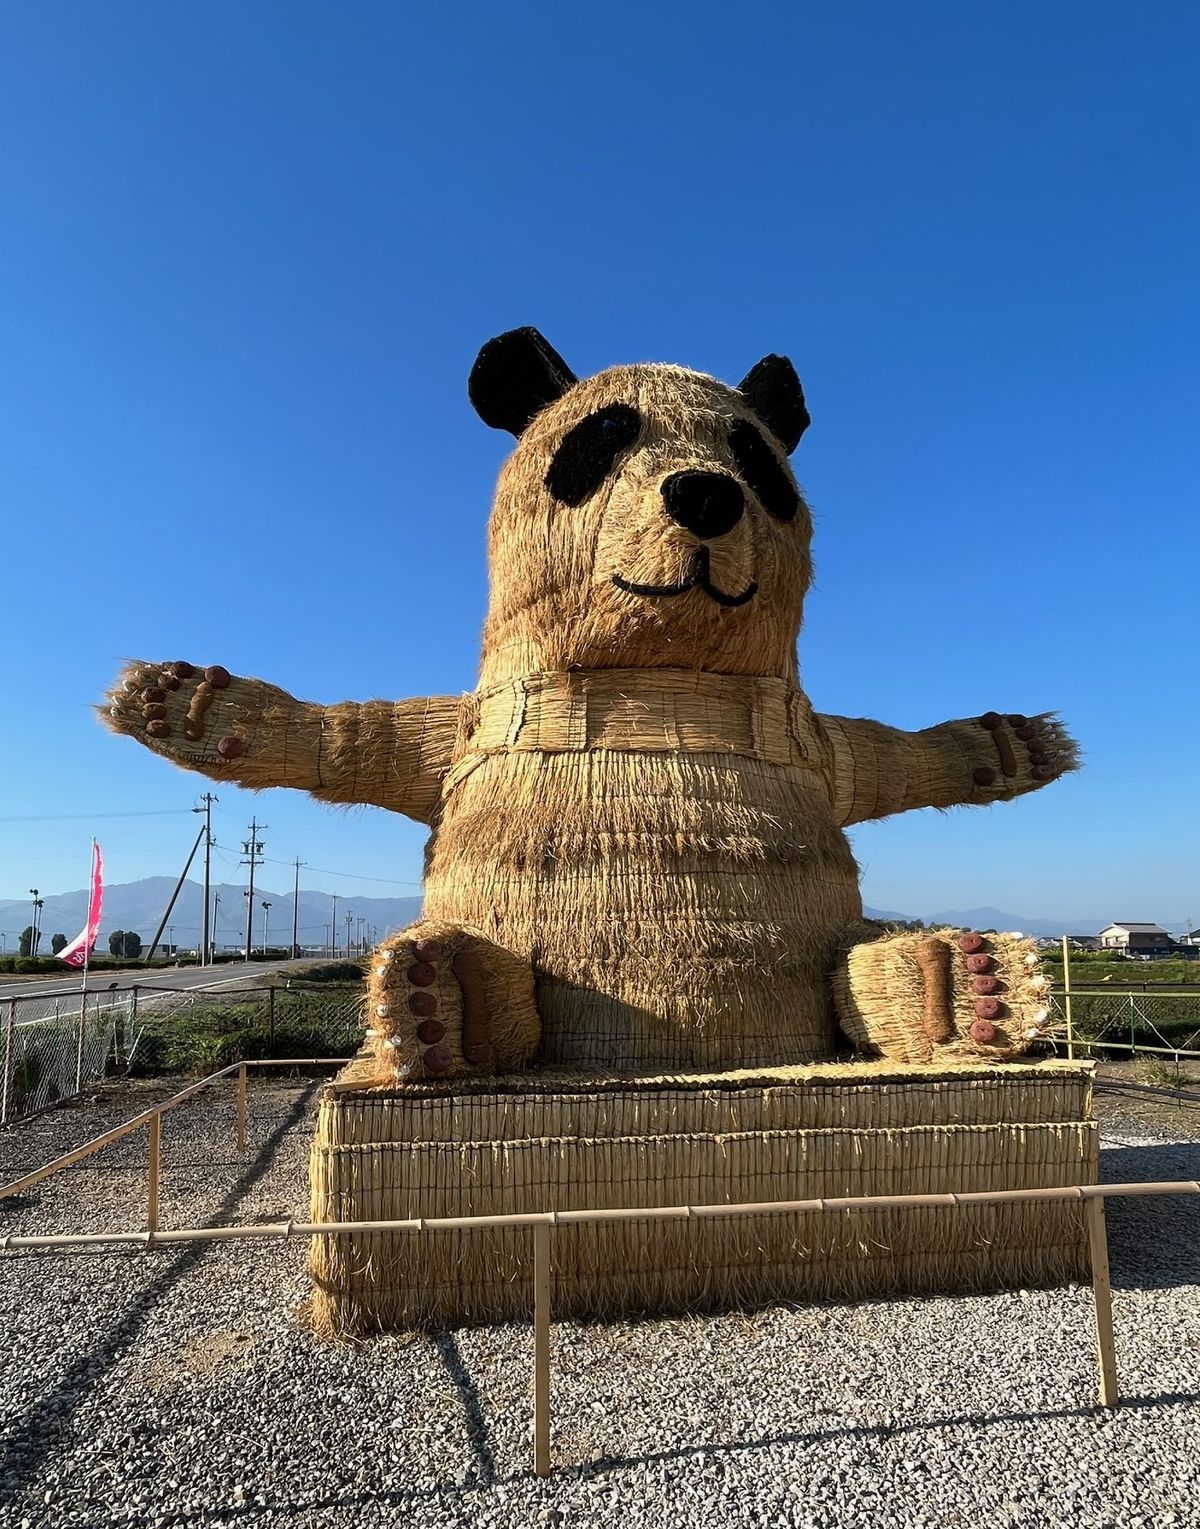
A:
[213,892,221,954]
[29,889,43,957]
[241,819,266,961]
[291,857,304,959]
[345,908,354,956]
[193,793,218,964]
[262,901,272,953]
[331,894,338,958]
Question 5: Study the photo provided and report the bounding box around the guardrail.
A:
[2,1060,1198,1476]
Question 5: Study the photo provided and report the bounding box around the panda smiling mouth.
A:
[612,547,758,609]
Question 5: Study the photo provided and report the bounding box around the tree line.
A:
[14,927,143,958]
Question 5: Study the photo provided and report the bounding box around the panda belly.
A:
[423,748,863,1068]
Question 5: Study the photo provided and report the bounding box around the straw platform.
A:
[308,1057,1096,1334]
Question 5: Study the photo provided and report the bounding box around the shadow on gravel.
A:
[0,1085,320,1495]
[1101,1139,1200,1290]
[430,1331,499,1486]
[145,1389,1200,1521]
[571,1389,1200,1482]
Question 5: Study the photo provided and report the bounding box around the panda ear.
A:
[468,327,579,436]
[737,354,810,454]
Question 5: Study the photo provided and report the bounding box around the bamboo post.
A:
[268,986,276,1045]
[533,1219,552,1477]
[147,1113,161,1234]
[1086,1195,1118,1406]
[1061,935,1075,1061]
[236,1063,248,1153]
[0,999,16,1127]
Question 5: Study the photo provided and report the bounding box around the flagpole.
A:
[75,838,96,1095]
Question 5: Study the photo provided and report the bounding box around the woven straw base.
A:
[308,1057,1096,1334]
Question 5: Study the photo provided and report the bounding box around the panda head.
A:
[468,327,815,682]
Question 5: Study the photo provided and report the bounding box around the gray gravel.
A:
[1,1078,1197,1529]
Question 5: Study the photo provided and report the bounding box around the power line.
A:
[0,809,194,823]
[264,858,421,887]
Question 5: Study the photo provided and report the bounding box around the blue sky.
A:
[1,2,1196,929]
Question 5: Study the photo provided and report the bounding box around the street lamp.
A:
[262,900,272,954]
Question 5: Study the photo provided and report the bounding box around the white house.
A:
[1096,922,1172,954]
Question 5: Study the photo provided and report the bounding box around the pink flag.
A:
[58,842,104,969]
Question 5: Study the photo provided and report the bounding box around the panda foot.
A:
[366,922,540,1081]
[834,926,1055,1064]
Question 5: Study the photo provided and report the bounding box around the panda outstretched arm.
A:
[101,659,459,824]
[813,709,1078,828]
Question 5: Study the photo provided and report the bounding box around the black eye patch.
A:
[544,404,642,506]
[728,419,800,523]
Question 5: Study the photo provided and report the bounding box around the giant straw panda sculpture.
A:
[105,329,1075,1078]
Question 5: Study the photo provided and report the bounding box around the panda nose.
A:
[661,471,745,540]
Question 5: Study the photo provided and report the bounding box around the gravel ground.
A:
[0,1077,1197,1529]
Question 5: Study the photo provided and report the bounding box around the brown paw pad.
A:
[423,1043,453,1074]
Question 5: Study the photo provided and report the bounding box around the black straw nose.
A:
[661,471,744,540]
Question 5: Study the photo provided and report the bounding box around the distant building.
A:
[1096,922,1171,955]
[1063,934,1101,951]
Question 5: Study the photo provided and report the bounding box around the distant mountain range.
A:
[862,904,1114,938]
[0,877,421,953]
[0,879,1168,954]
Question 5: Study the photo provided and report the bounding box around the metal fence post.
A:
[533,1219,553,1477]
[1129,994,1137,1057]
[236,1063,248,1153]
[75,990,87,1095]
[0,1000,16,1127]
[147,1113,161,1234]
[127,985,139,1069]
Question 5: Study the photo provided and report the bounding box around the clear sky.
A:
[1,2,1196,929]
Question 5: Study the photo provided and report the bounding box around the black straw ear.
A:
[468,327,578,436]
[737,354,810,454]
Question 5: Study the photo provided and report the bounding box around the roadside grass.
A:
[127,984,366,1076]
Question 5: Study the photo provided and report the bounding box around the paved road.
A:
[0,960,316,1024]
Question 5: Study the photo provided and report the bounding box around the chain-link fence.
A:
[0,982,365,1126]
[1048,989,1200,1060]
[0,987,131,1125]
